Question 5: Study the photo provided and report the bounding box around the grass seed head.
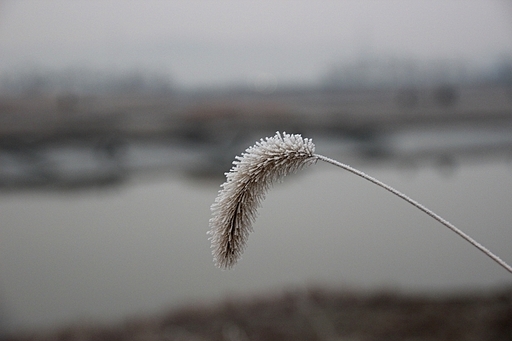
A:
[208,132,316,269]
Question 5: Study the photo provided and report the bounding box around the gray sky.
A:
[1,0,512,86]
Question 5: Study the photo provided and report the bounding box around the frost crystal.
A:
[208,132,316,269]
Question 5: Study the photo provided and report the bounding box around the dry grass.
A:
[208,132,512,273]
[6,286,512,341]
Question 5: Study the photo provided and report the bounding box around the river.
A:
[0,160,511,333]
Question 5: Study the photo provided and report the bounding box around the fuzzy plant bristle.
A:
[208,131,512,274]
[208,132,317,269]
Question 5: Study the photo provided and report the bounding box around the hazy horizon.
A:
[1,1,512,87]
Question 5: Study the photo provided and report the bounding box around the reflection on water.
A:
[3,124,512,191]
[0,160,511,333]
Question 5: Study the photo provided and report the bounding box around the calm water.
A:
[0,161,511,333]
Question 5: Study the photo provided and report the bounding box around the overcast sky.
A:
[1,0,512,86]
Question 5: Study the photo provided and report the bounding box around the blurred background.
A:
[0,0,512,338]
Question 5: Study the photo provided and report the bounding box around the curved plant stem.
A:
[314,154,512,275]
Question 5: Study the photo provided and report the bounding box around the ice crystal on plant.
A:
[207,132,512,274]
[208,132,316,269]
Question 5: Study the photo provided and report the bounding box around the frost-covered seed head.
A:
[208,132,316,269]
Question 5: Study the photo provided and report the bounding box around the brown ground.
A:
[4,286,512,341]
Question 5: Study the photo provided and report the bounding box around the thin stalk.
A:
[314,154,512,275]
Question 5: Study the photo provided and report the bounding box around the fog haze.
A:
[1,1,512,86]
[0,0,511,335]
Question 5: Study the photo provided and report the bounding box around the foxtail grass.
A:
[208,132,512,274]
